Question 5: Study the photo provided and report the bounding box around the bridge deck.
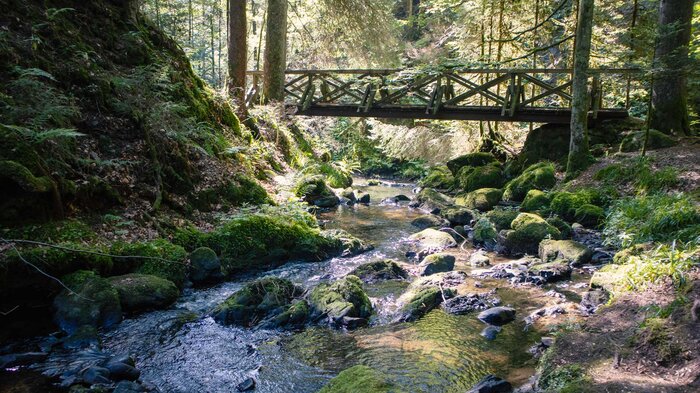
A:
[247,68,639,122]
[292,105,629,123]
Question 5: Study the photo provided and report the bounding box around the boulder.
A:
[394,194,411,202]
[469,251,491,267]
[455,188,503,211]
[189,247,224,285]
[538,239,593,267]
[341,188,357,204]
[484,209,519,231]
[211,277,306,328]
[350,260,408,283]
[446,152,499,175]
[315,195,341,208]
[467,375,512,393]
[574,204,605,228]
[61,325,100,350]
[500,213,561,255]
[358,193,371,204]
[411,214,449,230]
[413,188,454,214]
[477,306,516,326]
[114,381,145,393]
[53,271,122,334]
[528,259,572,283]
[440,207,477,226]
[397,286,456,322]
[321,229,374,257]
[457,164,504,193]
[309,275,373,328]
[619,130,677,152]
[546,217,572,239]
[472,218,498,244]
[82,366,112,385]
[293,175,339,207]
[109,274,179,314]
[237,378,256,392]
[408,228,458,252]
[590,264,633,294]
[480,326,502,341]
[418,253,455,276]
[521,189,551,212]
[502,162,556,202]
[105,359,140,381]
[419,165,455,189]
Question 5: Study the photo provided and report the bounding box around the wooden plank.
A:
[449,73,506,105]
[520,79,573,107]
[521,74,573,102]
[443,74,510,106]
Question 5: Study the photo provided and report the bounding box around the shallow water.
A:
[7,179,543,392]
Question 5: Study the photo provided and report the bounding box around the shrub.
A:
[603,193,700,248]
[502,162,556,202]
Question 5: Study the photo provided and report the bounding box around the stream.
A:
[3,180,554,393]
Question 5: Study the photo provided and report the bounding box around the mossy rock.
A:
[411,214,448,230]
[485,209,520,231]
[110,239,188,288]
[320,229,374,258]
[612,243,654,264]
[211,277,305,328]
[0,160,54,193]
[521,189,551,212]
[549,191,591,222]
[53,270,122,334]
[473,217,498,244]
[418,253,455,276]
[397,286,456,322]
[318,365,398,393]
[446,152,498,175]
[188,247,224,285]
[455,188,503,211]
[538,240,593,267]
[419,165,455,189]
[414,188,455,213]
[408,228,458,251]
[457,164,504,193]
[546,217,573,239]
[191,174,272,211]
[574,204,605,228]
[590,264,634,294]
[350,260,408,283]
[309,275,373,327]
[501,213,561,255]
[440,207,477,226]
[108,273,179,314]
[502,162,556,202]
[293,175,338,206]
[619,130,677,152]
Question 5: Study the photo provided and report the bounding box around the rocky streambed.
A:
[1,180,614,393]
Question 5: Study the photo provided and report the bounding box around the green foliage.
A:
[3,219,96,243]
[299,161,357,188]
[191,174,272,211]
[419,165,454,189]
[503,162,556,202]
[538,363,591,393]
[621,241,699,292]
[594,157,679,195]
[603,194,700,248]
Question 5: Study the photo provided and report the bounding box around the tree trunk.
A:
[649,0,694,136]
[263,0,288,103]
[229,0,247,110]
[566,0,594,176]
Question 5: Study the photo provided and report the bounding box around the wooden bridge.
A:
[246,68,639,123]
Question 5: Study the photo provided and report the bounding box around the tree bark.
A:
[649,0,694,136]
[263,0,288,103]
[228,0,247,111]
[566,0,594,176]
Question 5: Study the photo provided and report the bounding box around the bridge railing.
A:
[246,68,642,121]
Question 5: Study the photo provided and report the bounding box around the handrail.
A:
[246,68,642,75]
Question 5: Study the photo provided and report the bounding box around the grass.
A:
[620,241,699,292]
[594,157,679,195]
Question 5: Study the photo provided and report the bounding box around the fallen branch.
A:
[1,305,19,316]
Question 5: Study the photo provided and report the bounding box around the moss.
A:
[456,163,504,193]
[484,209,519,231]
[206,210,335,273]
[521,189,551,212]
[619,130,677,152]
[455,188,502,211]
[546,216,572,239]
[539,239,593,266]
[574,204,605,228]
[110,239,188,287]
[473,217,498,243]
[191,174,272,211]
[53,270,122,334]
[502,162,556,202]
[0,160,54,193]
[590,263,633,294]
[309,275,373,321]
[108,273,179,313]
[549,190,604,222]
[398,286,455,322]
[503,213,561,255]
[415,188,454,212]
[446,152,498,175]
[170,224,208,251]
[211,277,304,327]
[5,218,97,243]
[318,365,398,393]
[419,165,454,189]
[511,212,547,230]
[293,175,336,203]
[350,260,408,282]
[612,243,654,264]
